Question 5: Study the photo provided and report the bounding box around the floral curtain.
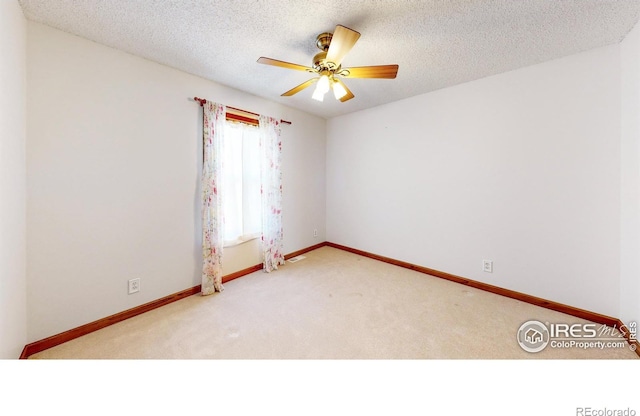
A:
[259,115,285,272]
[201,102,226,295]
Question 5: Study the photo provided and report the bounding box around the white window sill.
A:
[223,233,261,248]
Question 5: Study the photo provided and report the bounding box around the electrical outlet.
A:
[483,260,493,273]
[128,278,140,294]
[313,229,318,238]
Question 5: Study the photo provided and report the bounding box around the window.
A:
[222,120,261,246]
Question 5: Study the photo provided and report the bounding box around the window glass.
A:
[222,122,261,245]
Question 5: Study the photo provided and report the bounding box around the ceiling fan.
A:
[257,25,399,103]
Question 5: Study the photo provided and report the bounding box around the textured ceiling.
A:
[18,0,640,119]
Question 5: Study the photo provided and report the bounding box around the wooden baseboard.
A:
[326,242,631,335]
[222,264,263,284]
[21,285,202,359]
[20,242,328,359]
[284,241,327,260]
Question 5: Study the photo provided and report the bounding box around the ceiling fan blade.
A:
[257,57,313,72]
[343,65,399,79]
[335,78,355,102]
[281,78,318,96]
[325,25,361,66]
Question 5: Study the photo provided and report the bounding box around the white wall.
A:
[620,21,640,328]
[0,0,28,358]
[327,45,623,317]
[26,22,326,342]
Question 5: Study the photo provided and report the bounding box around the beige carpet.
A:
[29,246,638,359]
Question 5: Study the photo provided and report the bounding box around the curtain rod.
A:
[193,97,292,125]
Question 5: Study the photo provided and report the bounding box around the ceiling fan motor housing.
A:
[313,51,340,72]
[314,32,341,72]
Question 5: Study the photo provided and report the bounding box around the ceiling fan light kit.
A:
[332,79,348,100]
[312,73,331,101]
[257,25,399,103]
